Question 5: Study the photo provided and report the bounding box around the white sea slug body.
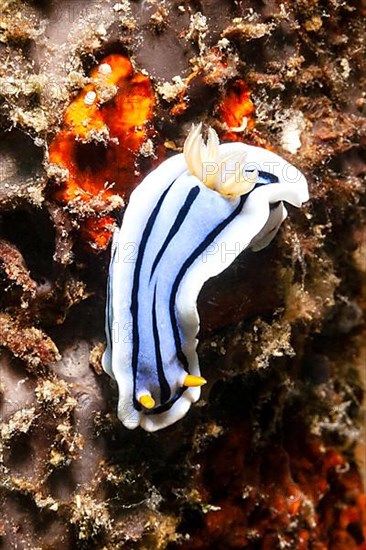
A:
[102,125,309,432]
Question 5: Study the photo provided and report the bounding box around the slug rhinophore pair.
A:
[102,124,309,432]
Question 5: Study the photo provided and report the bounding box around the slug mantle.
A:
[102,126,309,431]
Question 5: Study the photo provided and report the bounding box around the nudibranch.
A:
[102,124,309,432]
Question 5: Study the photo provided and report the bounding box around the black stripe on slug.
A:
[152,286,171,404]
[246,169,279,185]
[245,168,280,187]
[145,387,185,415]
[169,195,247,373]
[149,186,200,281]
[146,195,248,416]
[258,170,279,184]
[131,181,176,409]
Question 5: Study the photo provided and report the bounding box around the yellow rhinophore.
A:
[183,374,207,388]
[139,394,156,409]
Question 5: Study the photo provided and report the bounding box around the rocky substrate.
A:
[0,1,365,548]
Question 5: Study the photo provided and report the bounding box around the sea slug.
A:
[103,125,309,431]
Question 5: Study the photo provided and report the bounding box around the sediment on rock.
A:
[0,0,365,548]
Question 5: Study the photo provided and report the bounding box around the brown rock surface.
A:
[0,0,365,548]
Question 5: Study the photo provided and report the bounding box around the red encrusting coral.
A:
[216,79,255,141]
[49,54,155,202]
[214,79,278,152]
[47,49,260,251]
[78,215,116,250]
[48,54,156,249]
[179,418,366,550]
